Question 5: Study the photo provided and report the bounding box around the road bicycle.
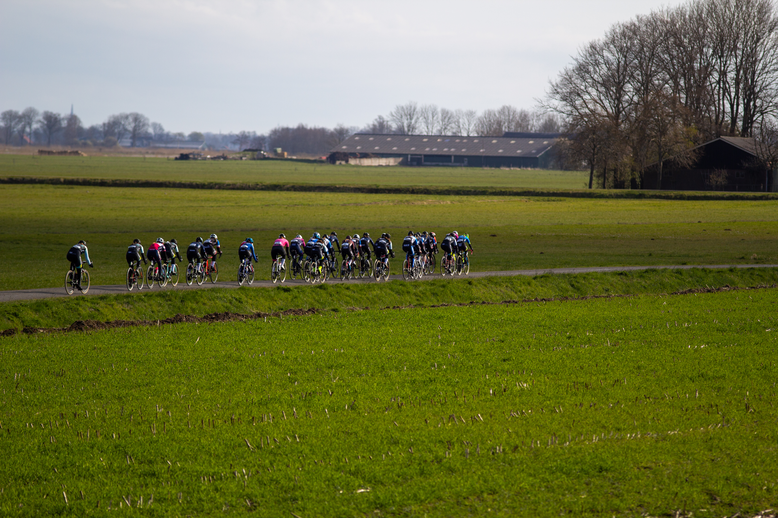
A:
[456,250,471,275]
[340,257,355,280]
[440,253,456,276]
[186,261,205,286]
[65,266,90,295]
[304,257,327,283]
[271,258,287,284]
[146,261,168,289]
[326,255,341,280]
[237,259,255,286]
[290,255,303,280]
[424,252,437,276]
[358,254,371,278]
[166,261,180,286]
[373,256,390,281]
[402,255,420,281]
[204,257,219,283]
[126,262,145,291]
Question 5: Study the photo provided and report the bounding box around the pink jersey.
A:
[274,238,290,248]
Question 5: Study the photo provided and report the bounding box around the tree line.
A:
[545,0,778,189]
[0,103,560,157]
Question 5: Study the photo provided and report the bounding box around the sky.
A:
[1,0,679,135]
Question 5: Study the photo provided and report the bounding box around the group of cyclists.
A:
[64,230,474,293]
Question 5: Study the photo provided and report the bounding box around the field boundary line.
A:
[3,175,778,200]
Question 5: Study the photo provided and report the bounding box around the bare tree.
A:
[328,124,356,148]
[438,108,456,135]
[363,115,393,134]
[127,112,149,147]
[17,107,39,145]
[232,131,254,150]
[453,109,478,136]
[419,104,440,134]
[38,111,63,146]
[103,113,130,144]
[1,110,20,145]
[388,102,420,135]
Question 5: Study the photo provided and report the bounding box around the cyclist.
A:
[321,233,334,269]
[163,238,182,267]
[126,238,146,270]
[417,232,429,269]
[441,233,456,269]
[340,234,355,270]
[305,232,325,274]
[272,233,290,270]
[147,237,165,270]
[402,231,417,269]
[209,234,223,255]
[457,233,474,255]
[202,234,221,266]
[66,240,93,290]
[239,237,258,265]
[427,232,438,254]
[329,232,340,253]
[187,237,205,267]
[290,234,305,272]
[360,232,374,264]
[374,233,395,266]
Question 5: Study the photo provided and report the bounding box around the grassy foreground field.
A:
[2,183,778,291]
[0,154,592,190]
[1,288,777,516]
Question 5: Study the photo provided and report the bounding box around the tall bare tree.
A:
[18,107,39,145]
[127,112,149,147]
[388,102,420,135]
[419,104,440,134]
[38,111,63,146]
[1,110,20,145]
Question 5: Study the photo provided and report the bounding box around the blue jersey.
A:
[456,235,472,250]
[239,241,258,262]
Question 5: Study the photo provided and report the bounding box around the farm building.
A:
[329,133,562,168]
[644,136,776,192]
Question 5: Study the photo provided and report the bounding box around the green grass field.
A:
[1,183,778,290]
[2,288,777,516]
[0,154,592,190]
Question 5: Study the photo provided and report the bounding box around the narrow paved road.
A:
[1,264,775,303]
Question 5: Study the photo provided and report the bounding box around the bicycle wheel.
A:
[329,258,340,280]
[279,261,287,283]
[186,263,195,286]
[271,261,279,284]
[303,260,313,283]
[196,265,205,286]
[427,254,437,275]
[456,254,464,276]
[463,254,470,275]
[65,270,75,295]
[373,260,381,281]
[383,261,391,281]
[247,264,255,285]
[209,263,219,283]
[137,266,145,289]
[159,264,169,287]
[402,259,412,281]
[169,263,179,286]
[238,263,246,286]
[126,267,135,291]
[147,264,156,288]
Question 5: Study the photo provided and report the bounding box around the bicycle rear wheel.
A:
[456,254,464,275]
[196,265,205,286]
[463,254,470,275]
[169,264,179,286]
[65,270,75,295]
[147,264,156,288]
[238,263,246,286]
[427,254,437,275]
[271,261,279,284]
[279,261,287,283]
[159,264,169,287]
[186,264,195,286]
[208,263,219,283]
[402,259,412,281]
[126,268,135,291]
[247,264,255,285]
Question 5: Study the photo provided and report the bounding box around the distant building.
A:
[148,141,206,150]
[330,133,562,168]
[644,136,775,192]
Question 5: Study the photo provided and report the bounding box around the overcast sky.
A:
[1,0,678,135]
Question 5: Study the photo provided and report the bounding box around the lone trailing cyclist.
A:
[126,239,147,270]
[66,240,93,291]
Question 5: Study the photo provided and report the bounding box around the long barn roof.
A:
[333,134,559,157]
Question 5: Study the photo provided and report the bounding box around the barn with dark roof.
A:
[329,133,562,168]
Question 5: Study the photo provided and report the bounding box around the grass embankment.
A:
[2,267,776,332]
[1,289,777,516]
[2,183,778,290]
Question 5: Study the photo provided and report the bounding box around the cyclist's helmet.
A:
[170,238,177,244]
[353,234,359,240]
[385,233,391,239]
[363,232,369,238]
[210,234,218,241]
[422,231,427,236]
[78,240,86,244]
[330,231,337,237]
[279,233,286,239]
[157,237,164,244]
[196,236,203,243]
[133,238,140,244]
[295,234,302,239]
[313,232,320,239]
[431,232,436,237]
[408,231,413,236]
[246,237,253,243]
